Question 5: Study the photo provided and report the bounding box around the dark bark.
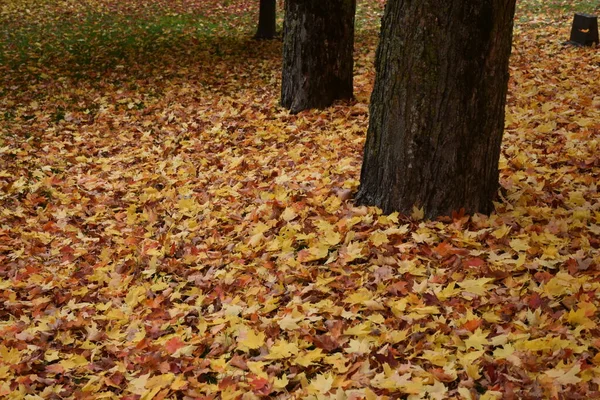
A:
[254,0,277,40]
[356,0,517,219]
[281,0,356,113]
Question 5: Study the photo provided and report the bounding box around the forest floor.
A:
[1,0,600,399]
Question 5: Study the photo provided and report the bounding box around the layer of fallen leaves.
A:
[1,1,599,399]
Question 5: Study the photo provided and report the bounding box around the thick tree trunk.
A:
[254,0,277,40]
[356,0,517,218]
[281,0,356,114]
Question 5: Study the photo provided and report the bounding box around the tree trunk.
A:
[281,0,356,114]
[356,0,517,218]
[254,0,277,40]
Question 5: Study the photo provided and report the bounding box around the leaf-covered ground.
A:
[1,1,599,399]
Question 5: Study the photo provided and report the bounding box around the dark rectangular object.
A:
[569,13,599,46]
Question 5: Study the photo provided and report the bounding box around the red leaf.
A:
[433,242,455,257]
[527,292,542,309]
[313,334,340,351]
[249,376,272,395]
[463,318,482,332]
[466,257,485,268]
[165,337,185,354]
[45,364,65,374]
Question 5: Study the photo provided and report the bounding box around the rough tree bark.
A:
[356,0,517,218]
[281,0,356,114]
[254,0,277,40]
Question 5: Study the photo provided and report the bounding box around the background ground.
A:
[1,1,599,399]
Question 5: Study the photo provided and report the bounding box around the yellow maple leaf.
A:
[482,311,502,323]
[492,224,511,239]
[389,298,408,318]
[412,231,432,243]
[369,230,389,246]
[266,340,299,359]
[411,205,424,220]
[125,285,146,309]
[575,117,593,127]
[176,197,199,217]
[541,102,554,113]
[425,379,447,400]
[238,329,266,351]
[273,374,289,390]
[342,241,365,262]
[410,305,440,315]
[588,224,600,235]
[146,373,174,389]
[466,363,482,380]
[495,343,522,367]
[480,391,503,400]
[344,288,373,305]
[458,387,473,400]
[0,366,11,380]
[323,353,351,373]
[509,238,530,252]
[297,245,329,262]
[247,361,268,379]
[251,221,271,235]
[172,344,196,358]
[464,328,489,350]
[281,207,297,222]
[248,232,264,247]
[544,363,581,385]
[372,370,415,392]
[126,204,138,225]
[127,373,150,395]
[565,308,596,329]
[384,224,410,236]
[295,348,324,367]
[345,338,372,354]
[44,349,60,362]
[387,329,409,344]
[420,350,449,367]
[343,321,372,337]
[535,121,556,134]
[278,313,303,330]
[322,230,341,246]
[210,356,228,372]
[307,373,334,394]
[541,246,558,260]
[457,278,496,296]
[0,345,21,364]
[568,191,586,206]
[544,272,581,298]
[171,374,188,391]
[459,350,485,369]
[377,212,399,225]
[59,354,88,370]
[323,195,342,213]
[436,282,461,301]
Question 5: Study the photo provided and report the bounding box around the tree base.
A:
[281,0,356,114]
[357,0,517,219]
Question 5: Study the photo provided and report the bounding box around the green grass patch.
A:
[0,5,254,69]
[518,0,600,15]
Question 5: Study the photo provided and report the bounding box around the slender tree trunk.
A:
[254,0,277,40]
[356,0,517,218]
[281,0,356,114]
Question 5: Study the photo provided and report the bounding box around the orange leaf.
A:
[463,318,482,332]
[46,364,65,374]
[249,376,272,396]
[165,337,185,354]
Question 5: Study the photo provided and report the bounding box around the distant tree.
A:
[281,0,356,114]
[357,0,517,218]
[254,0,277,40]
